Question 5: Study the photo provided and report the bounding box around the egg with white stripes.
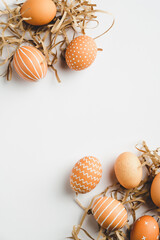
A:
[92,196,127,231]
[13,46,47,81]
[70,156,102,194]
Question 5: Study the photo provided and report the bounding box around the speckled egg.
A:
[92,196,127,231]
[65,35,97,71]
[114,152,142,189]
[151,173,160,208]
[21,0,57,26]
[130,215,159,240]
[70,156,102,194]
[13,46,47,81]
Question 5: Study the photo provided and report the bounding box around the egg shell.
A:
[130,215,159,240]
[21,0,57,26]
[114,152,142,189]
[13,46,47,81]
[70,156,102,194]
[92,196,127,231]
[65,35,97,71]
[151,173,160,208]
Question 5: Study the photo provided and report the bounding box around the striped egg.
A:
[92,196,127,231]
[65,35,97,71]
[13,46,47,81]
[70,156,102,194]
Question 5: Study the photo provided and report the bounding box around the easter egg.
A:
[92,196,127,231]
[21,0,57,26]
[130,215,159,240]
[70,156,102,194]
[151,173,160,208]
[65,35,97,71]
[114,152,142,189]
[13,46,47,81]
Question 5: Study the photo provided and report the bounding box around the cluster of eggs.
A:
[70,155,128,232]
[13,0,98,82]
[70,152,160,238]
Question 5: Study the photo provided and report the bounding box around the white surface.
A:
[0,0,160,239]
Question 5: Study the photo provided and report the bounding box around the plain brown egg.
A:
[151,173,160,208]
[114,152,142,189]
[21,0,57,26]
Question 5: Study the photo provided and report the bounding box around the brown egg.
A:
[114,152,142,189]
[21,0,57,26]
[130,215,159,240]
[70,156,102,194]
[13,46,47,81]
[65,35,97,71]
[151,173,160,208]
[92,196,127,231]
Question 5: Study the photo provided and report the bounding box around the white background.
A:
[0,0,160,239]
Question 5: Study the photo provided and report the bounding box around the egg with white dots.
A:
[130,215,159,240]
[65,35,97,71]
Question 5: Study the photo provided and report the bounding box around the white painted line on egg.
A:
[112,212,127,231]
[97,199,116,222]
[15,52,35,81]
[18,48,39,79]
[101,202,121,226]
[92,197,103,211]
[13,58,30,81]
[94,197,109,216]
[29,47,46,77]
[21,47,43,79]
[106,207,125,230]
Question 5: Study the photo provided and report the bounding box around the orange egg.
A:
[130,215,159,240]
[92,196,127,231]
[114,152,142,189]
[13,46,47,81]
[70,156,102,194]
[21,0,57,26]
[151,173,160,208]
[65,35,97,71]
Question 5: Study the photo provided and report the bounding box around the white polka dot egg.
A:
[65,35,97,71]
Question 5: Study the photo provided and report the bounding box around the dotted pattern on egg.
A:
[65,35,97,71]
[92,197,127,231]
[70,156,102,194]
[13,46,47,81]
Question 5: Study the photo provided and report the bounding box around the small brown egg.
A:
[130,215,159,240]
[114,152,142,189]
[21,0,57,26]
[65,35,97,71]
[151,173,160,208]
